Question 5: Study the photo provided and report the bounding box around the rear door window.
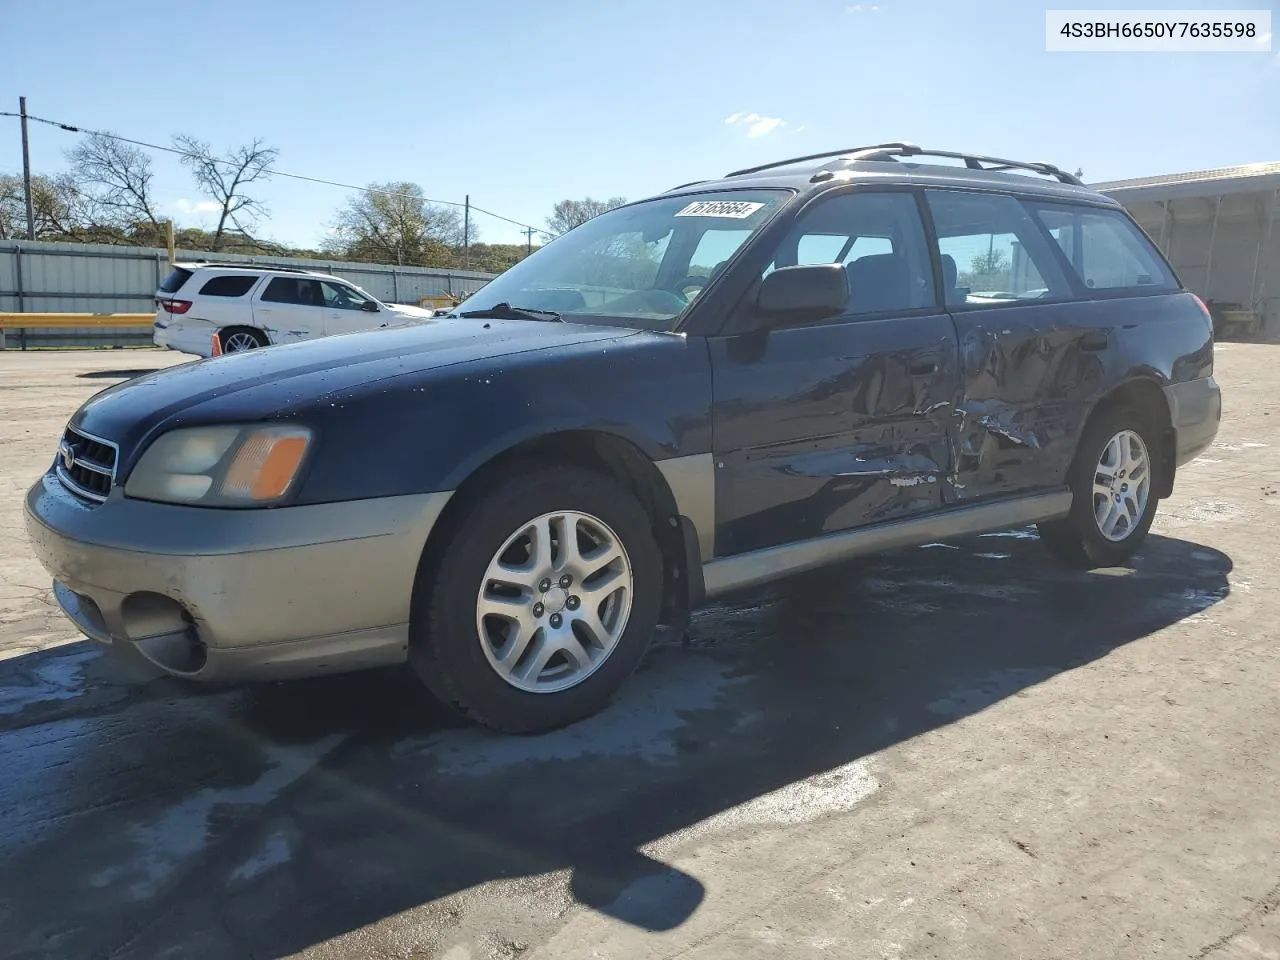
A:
[1032,204,1177,292]
[261,277,323,306]
[158,267,192,293]
[198,274,258,297]
[925,190,1073,305]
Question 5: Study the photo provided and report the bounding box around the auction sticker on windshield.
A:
[675,200,766,218]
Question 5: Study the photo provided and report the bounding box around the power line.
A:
[1,109,556,240]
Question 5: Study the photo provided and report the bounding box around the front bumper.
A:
[24,473,452,681]
[1164,376,1222,466]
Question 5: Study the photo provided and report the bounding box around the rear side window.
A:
[158,267,192,293]
[198,274,258,297]
[1033,204,1177,292]
[925,191,1072,305]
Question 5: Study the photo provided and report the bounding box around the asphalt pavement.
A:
[0,346,1276,960]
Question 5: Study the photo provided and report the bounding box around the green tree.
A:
[326,181,466,267]
[0,172,92,240]
[546,196,627,236]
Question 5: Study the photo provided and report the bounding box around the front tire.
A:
[409,466,663,733]
[1038,406,1158,568]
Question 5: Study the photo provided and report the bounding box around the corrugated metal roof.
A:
[1090,161,1280,195]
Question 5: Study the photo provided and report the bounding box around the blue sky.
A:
[3,0,1277,248]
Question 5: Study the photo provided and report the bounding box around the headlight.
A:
[125,425,312,507]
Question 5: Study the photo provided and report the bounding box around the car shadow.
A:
[75,368,165,380]
[0,530,1233,959]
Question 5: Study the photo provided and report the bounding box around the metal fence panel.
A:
[0,240,496,347]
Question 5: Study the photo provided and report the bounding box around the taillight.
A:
[1192,295,1215,375]
[160,299,192,315]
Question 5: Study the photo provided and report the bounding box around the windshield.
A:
[454,189,789,330]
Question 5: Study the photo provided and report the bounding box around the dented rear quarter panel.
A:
[947,290,1213,503]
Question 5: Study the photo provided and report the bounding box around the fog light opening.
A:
[121,592,207,676]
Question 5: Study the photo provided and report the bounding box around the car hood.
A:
[70,318,636,462]
[383,302,439,319]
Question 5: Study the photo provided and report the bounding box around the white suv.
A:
[152,263,439,357]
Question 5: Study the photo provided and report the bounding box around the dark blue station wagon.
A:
[26,143,1221,732]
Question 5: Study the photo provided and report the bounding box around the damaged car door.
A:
[709,189,961,557]
[923,189,1100,502]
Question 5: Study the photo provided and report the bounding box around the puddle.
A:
[394,655,746,776]
[978,527,1040,540]
[665,758,879,847]
[1161,499,1246,526]
[0,648,99,716]
[231,831,291,882]
[90,734,343,898]
[928,667,1057,718]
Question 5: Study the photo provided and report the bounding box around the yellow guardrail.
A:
[0,313,154,329]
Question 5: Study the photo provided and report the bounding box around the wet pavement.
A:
[0,527,1232,959]
[1,347,1277,959]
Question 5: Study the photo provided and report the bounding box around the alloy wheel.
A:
[1092,429,1151,542]
[476,510,633,693]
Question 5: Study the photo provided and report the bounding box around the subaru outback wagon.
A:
[26,143,1221,733]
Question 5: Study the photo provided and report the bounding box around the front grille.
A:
[55,426,119,503]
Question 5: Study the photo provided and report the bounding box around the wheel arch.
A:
[1079,376,1176,499]
[416,428,700,630]
[217,325,271,349]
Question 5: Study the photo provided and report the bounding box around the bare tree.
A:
[173,135,279,251]
[66,132,160,237]
[546,196,627,236]
[326,182,466,267]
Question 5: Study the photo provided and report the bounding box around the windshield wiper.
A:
[458,302,562,323]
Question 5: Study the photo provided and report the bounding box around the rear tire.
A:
[219,327,268,352]
[409,466,663,733]
[1038,405,1159,569]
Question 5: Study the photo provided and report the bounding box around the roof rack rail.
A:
[180,260,317,274]
[824,145,1084,186]
[724,144,1084,187]
[725,143,920,179]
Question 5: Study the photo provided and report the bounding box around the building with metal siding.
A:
[1094,163,1280,337]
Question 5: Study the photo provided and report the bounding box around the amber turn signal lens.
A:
[222,430,310,501]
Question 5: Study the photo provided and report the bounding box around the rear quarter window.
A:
[1031,203,1178,293]
[198,274,259,297]
[158,267,193,293]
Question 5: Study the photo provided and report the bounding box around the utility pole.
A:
[524,226,534,256]
[463,194,470,270]
[19,96,35,240]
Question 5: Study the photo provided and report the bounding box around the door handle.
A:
[1080,330,1109,352]
[909,360,939,377]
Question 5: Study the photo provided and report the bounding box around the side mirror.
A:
[362,300,380,312]
[756,263,849,324]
